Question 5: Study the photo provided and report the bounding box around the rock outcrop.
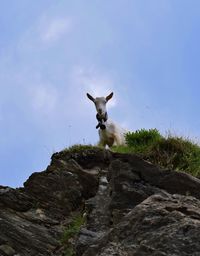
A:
[0,148,200,256]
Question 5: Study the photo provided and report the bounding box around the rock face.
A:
[0,148,200,256]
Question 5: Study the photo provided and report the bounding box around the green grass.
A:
[61,213,86,256]
[113,129,200,177]
[63,144,98,153]
[63,247,74,256]
[125,129,162,153]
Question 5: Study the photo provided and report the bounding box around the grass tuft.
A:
[125,129,162,153]
[61,213,86,256]
[113,129,200,177]
[63,144,98,153]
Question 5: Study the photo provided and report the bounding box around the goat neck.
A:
[96,112,108,130]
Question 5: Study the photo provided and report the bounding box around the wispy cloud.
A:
[40,17,71,42]
[70,66,117,108]
[18,15,72,51]
[28,84,59,116]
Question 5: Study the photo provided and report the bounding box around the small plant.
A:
[63,144,98,153]
[61,213,86,256]
[148,136,200,176]
[63,246,74,256]
[125,129,162,153]
[61,214,85,243]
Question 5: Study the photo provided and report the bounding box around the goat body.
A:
[98,119,126,147]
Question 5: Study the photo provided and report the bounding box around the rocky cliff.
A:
[0,148,200,256]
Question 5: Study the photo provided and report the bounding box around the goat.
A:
[86,92,126,147]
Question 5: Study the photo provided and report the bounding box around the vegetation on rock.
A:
[63,144,98,153]
[61,213,86,256]
[112,128,200,177]
[63,129,200,177]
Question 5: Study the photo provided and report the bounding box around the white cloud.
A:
[29,84,58,116]
[18,15,72,51]
[70,66,117,109]
[40,17,71,42]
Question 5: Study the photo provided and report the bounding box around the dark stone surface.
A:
[0,148,200,256]
[83,194,200,256]
[24,159,98,220]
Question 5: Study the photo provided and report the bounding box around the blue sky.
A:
[1,0,200,187]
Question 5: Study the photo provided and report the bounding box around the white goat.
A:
[87,92,126,147]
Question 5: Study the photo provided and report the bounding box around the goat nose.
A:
[99,109,102,114]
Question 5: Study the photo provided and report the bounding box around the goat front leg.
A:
[113,133,124,146]
[98,130,107,148]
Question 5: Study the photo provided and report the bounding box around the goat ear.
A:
[106,92,114,102]
[87,93,95,102]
